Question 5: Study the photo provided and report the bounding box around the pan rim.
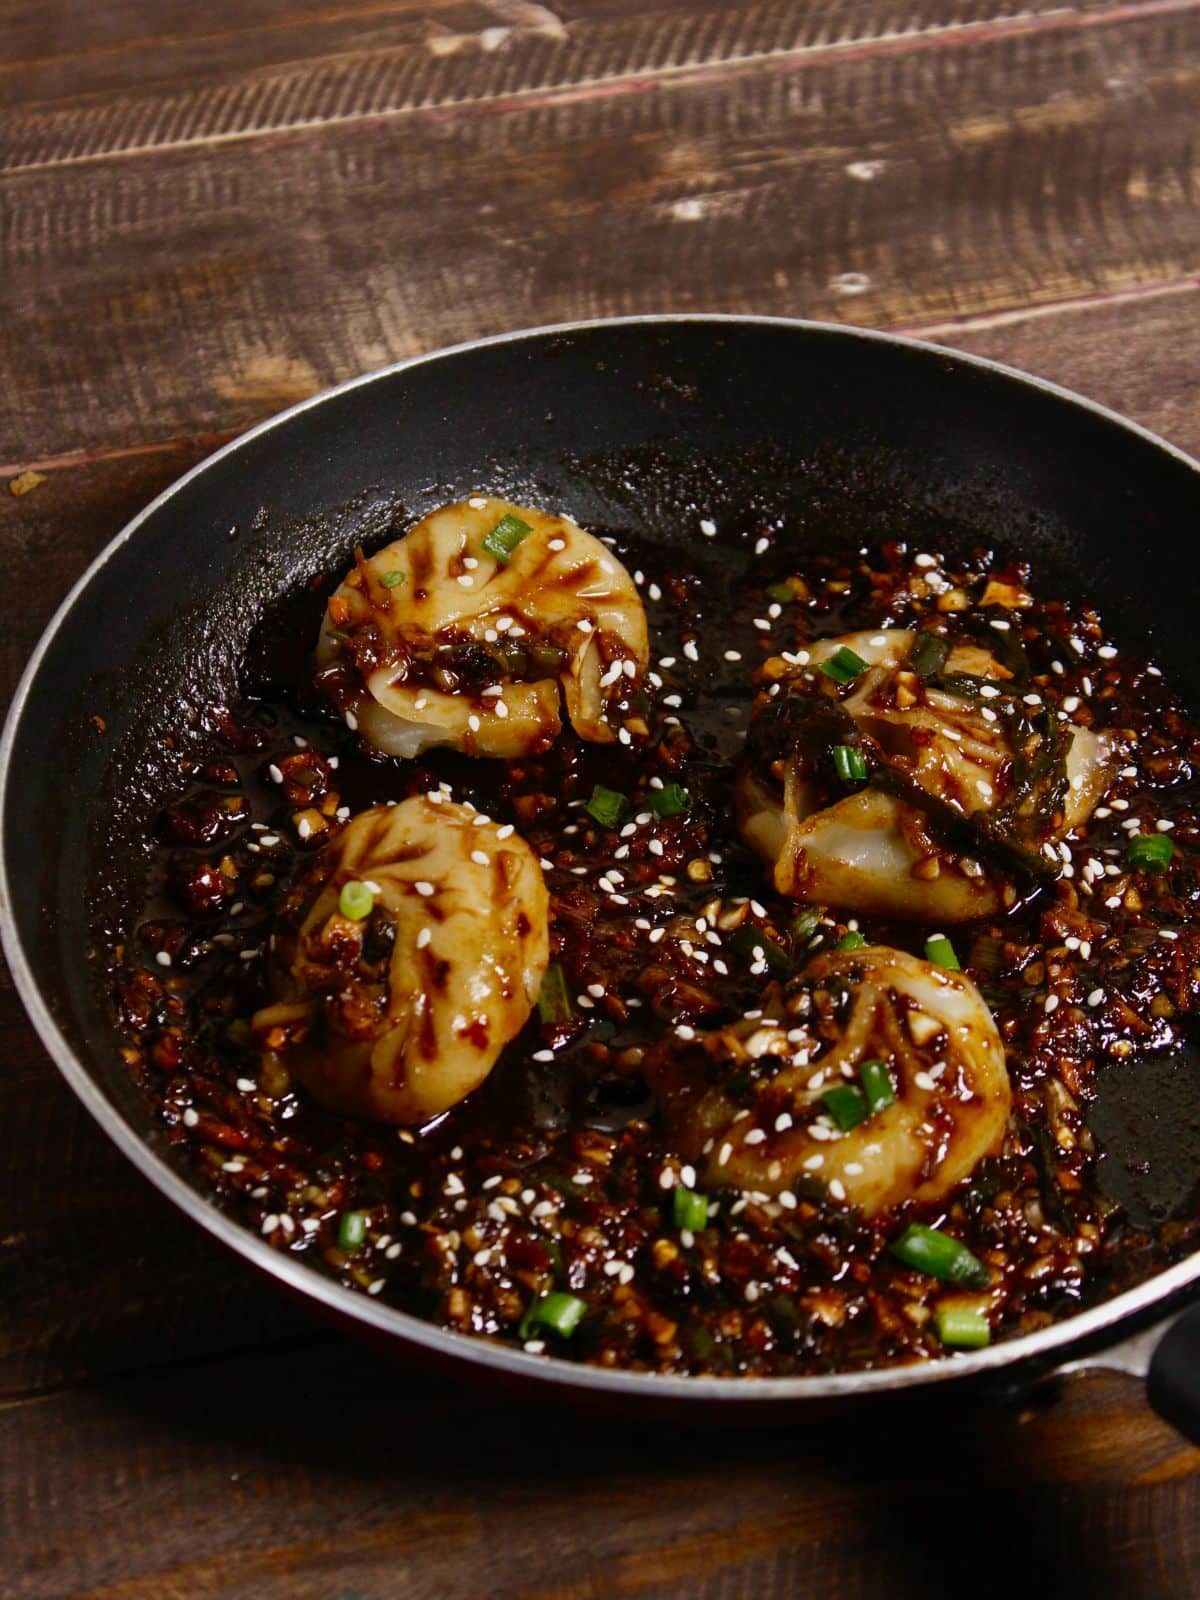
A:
[4,311,1199,1404]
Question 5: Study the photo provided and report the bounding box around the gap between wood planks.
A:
[3,272,1199,482]
[4,0,1200,176]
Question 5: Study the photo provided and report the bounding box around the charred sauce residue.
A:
[114,528,1200,1375]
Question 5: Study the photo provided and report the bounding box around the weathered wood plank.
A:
[3,1340,1196,1599]
[4,4,1200,464]
[0,1,1119,138]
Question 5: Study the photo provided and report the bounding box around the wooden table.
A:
[4,4,1200,1594]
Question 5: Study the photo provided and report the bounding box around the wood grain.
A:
[3,1342,1197,1600]
[5,3,1200,463]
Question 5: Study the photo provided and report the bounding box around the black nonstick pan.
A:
[4,316,1200,1433]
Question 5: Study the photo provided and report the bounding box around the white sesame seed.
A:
[414,881,435,897]
[1087,988,1104,1007]
[700,519,716,536]
[828,1179,847,1201]
[155,951,172,968]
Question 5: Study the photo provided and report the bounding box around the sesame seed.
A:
[1087,988,1104,1007]
[1098,644,1118,659]
[471,850,489,866]
[754,536,770,555]
[155,951,172,968]
[577,619,594,633]
[744,1128,767,1145]
[1044,994,1059,1013]
[699,519,716,536]
[456,575,474,588]
[414,881,435,897]
[828,1179,847,1201]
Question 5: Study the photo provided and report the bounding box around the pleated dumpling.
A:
[316,497,649,759]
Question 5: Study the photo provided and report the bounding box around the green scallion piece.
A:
[836,930,867,952]
[537,962,574,1026]
[925,933,960,970]
[338,880,375,921]
[337,1210,368,1250]
[766,582,795,604]
[672,1186,710,1232]
[934,1304,992,1349]
[519,1290,587,1341]
[379,569,406,588]
[860,1059,896,1114]
[818,645,869,686]
[728,925,792,977]
[651,783,691,819]
[890,1223,990,1288]
[791,906,824,941]
[585,783,628,829]
[482,512,534,564]
[1128,832,1174,872]
[832,744,868,783]
[822,1083,869,1132]
[907,631,950,679]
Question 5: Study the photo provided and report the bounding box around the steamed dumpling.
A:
[646,944,1011,1217]
[737,629,1117,920]
[316,497,649,759]
[251,796,550,1124]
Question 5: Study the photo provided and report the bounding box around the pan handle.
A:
[1053,1303,1200,1444]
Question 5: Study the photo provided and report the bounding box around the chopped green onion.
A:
[766,582,795,604]
[907,631,950,679]
[482,512,534,564]
[338,880,375,920]
[337,1210,368,1250]
[925,933,961,970]
[935,1304,992,1348]
[519,1290,587,1340]
[537,963,574,1026]
[792,906,823,940]
[1128,832,1174,872]
[832,744,868,783]
[819,645,869,686]
[860,1059,896,1113]
[651,783,691,819]
[379,569,406,588]
[890,1223,990,1288]
[728,925,792,977]
[585,783,628,829]
[673,1186,710,1231]
[836,930,867,952]
[822,1083,869,1131]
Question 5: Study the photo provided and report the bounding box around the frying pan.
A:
[4,316,1200,1434]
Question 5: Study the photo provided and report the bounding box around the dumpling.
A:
[736,628,1117,920]
[316,497,649,759]
[645,944,1011,1217]
[251,796,550,1124]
